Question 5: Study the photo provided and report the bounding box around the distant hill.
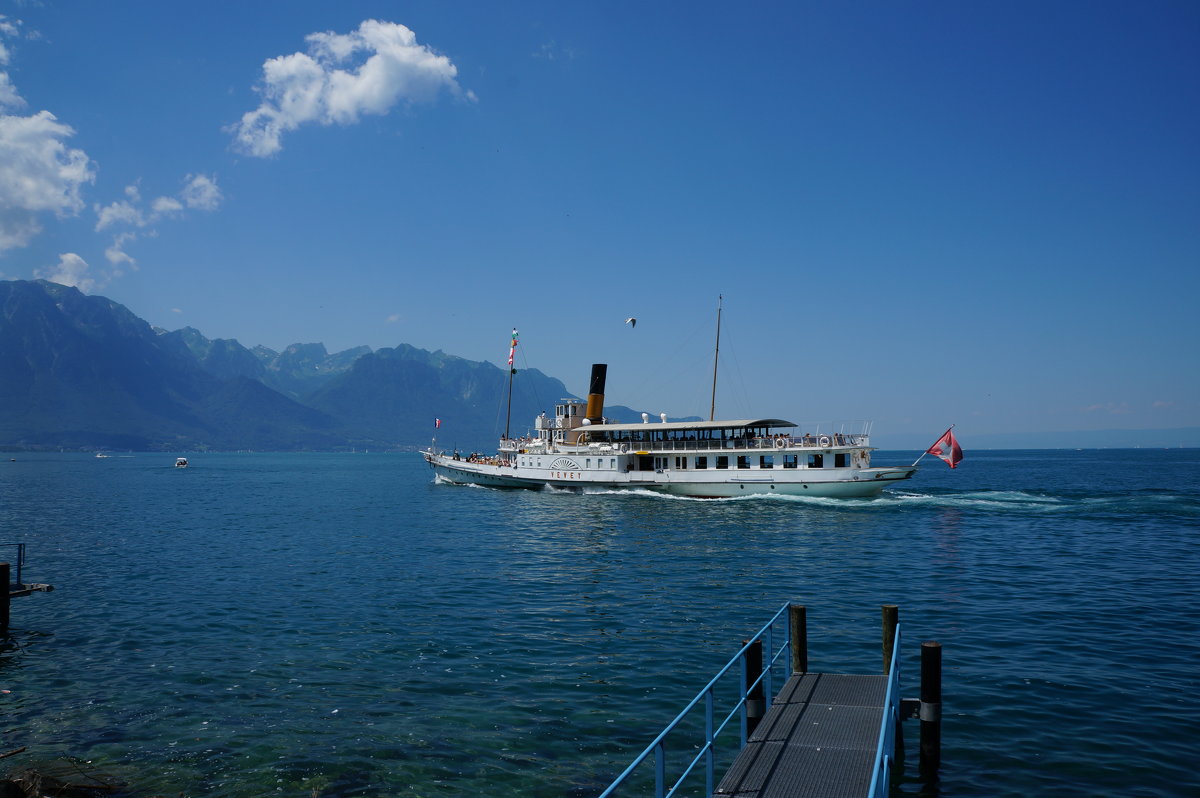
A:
[305,344,559,449]
[256,341,372,399]
[304,344,660,450]
[0,279,652,451]
[162,327,369,399]
[0,280,340,450]
[160,326,267,382]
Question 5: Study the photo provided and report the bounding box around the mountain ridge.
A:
[3,280,1192,451]
[0,280,652,451]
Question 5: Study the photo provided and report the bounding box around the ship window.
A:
[835,453,849,468]
[808,453,824,468]
[717,455,729,469]
[783,454,798,469]
[760,455,774,469]
[675,456,687,469]
[610,459,615,469]
[586,458,591,468]
[737,455,750,469]
[696,456,708,469]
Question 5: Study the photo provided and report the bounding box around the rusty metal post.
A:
[789,604,807,674]
[881,604,899,673]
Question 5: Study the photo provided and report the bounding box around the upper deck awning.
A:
[582,418,797,433]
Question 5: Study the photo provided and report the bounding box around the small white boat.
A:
[175,457,189,468]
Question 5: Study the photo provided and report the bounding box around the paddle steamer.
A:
[422,364,916,498]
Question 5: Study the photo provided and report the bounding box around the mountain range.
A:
[3,280,1194,452]
[0,279,641,452]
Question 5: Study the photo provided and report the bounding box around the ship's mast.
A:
[505,367,514,440]
[505,328,518,440]
[709,295,722,421]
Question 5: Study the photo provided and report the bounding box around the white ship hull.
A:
[423,451,916,499]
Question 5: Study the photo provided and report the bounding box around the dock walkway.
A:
[715,672,889,798]
[596,604,940,798]
[1,546,53,635]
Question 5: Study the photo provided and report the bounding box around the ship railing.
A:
[499,437,539,452]
[577,434,869,453]
[597,603,793,798]
[0,542,26,587]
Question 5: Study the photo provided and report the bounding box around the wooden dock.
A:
[715,672,889,797]
[2,555,53,636]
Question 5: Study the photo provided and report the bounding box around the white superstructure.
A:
[423,364,916,498]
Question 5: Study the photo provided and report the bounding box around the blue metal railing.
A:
[0,543,25,586]
[598,604,793,798]
[867,623,902,798]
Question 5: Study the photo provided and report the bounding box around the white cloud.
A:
[0,16,96,254]
[0,215,39,252]
[181,173,222,211]
[0,71,22,110]
[92,173,221,266]
[34,252,102,293]
[0,111,93,215]
[0,110,96,253]
[95,198,146,231]
[152,195,183,215]
[386,313,401,324]
[1082,402,1131,415]
[0,19,217,268]
[228,19,470,157]
[0,19,24,110]
[534,41,578,61]
[105,232,138,269]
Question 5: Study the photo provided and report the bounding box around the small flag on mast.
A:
[507,328,519,366]
[434,418,441,429]
[927,427,962,468]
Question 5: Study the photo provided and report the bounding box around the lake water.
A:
[1,449,1197,797]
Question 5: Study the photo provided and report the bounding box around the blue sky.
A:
[1,0,1197,440]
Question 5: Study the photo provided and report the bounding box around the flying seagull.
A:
[624,317,637,328]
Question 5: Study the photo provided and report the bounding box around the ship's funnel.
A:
[585,364,607,424]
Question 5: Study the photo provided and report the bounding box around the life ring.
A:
[618,444,628,453]
[818,435,831,447]
[774,437,786,449]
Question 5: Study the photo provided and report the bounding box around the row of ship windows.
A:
[520,453,854,470]
[677,453,852,469]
